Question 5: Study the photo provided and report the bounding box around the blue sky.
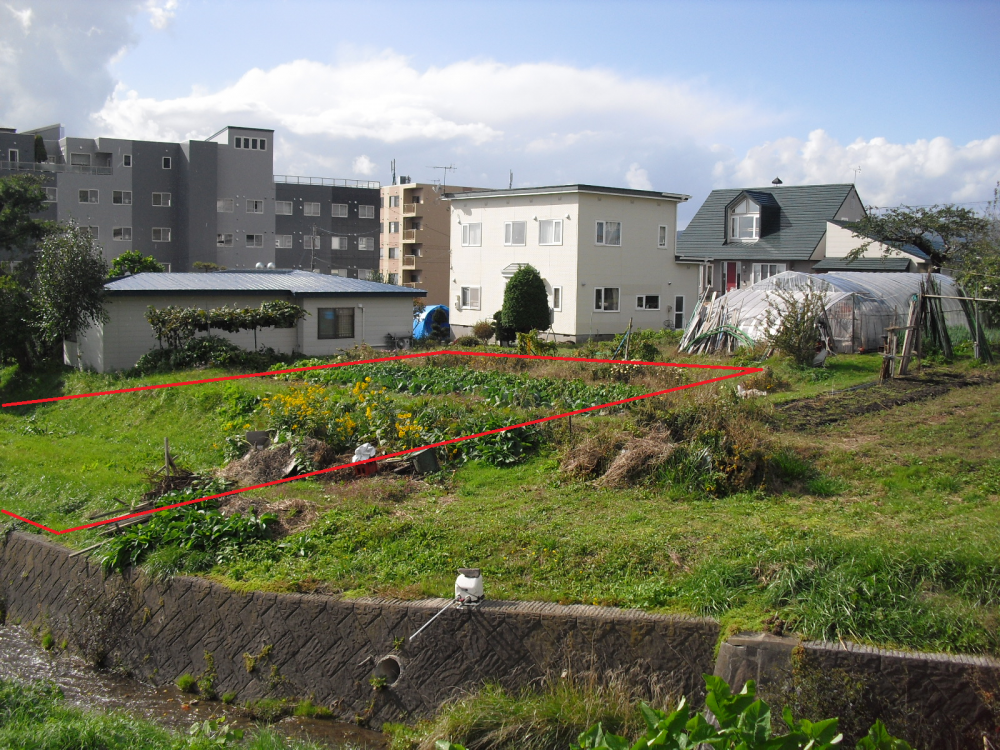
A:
[3,0,999,225]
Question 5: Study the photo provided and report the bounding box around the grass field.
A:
[1,345,998,658]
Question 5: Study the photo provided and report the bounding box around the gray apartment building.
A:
[0,124,380,275]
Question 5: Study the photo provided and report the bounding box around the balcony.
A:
[402,203,417,216]
[402,229,418,243]
[402,254,417,269]
[0,160,112,176]
[403,282,421,289]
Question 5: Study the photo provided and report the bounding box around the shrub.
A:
[516,330,557,355]
[501,265,550,334]
[472,319,495,343]
[455,335,481,347]
[131,335,284,374]
[763,286,828,367]
[493,310,515,346]
[176,673,197,693]
[108,250,164,278]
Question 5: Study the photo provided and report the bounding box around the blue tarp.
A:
[413,305,450,340]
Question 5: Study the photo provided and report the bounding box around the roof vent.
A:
[771,177,783,186]
[255,262,265,269]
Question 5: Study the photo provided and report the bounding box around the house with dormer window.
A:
[676,183,929,296]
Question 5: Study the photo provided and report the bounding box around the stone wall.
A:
[0,531,718,726]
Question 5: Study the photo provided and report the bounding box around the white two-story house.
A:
[446,184,695,342]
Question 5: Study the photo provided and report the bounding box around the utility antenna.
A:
[427,164,456,192]
[852,165,862,182]
[509,170,513,189]
[391,159,396,186]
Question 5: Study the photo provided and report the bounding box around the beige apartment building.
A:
[380,181,480,305]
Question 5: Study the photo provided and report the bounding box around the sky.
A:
[2,0,999,226]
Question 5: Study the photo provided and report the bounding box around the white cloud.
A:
[145,0,178,29]
[717,129,1000,207]
[625,162,652,190]
[0,0,139,130]
[352,154,375,176]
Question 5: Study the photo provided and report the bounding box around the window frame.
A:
[122,154,132,167]
[303,202,321,217]
[636,294,660,310]
[217,199,234,213]
[551,286,563,312]
[152,227,171,243]
[359,205,375,219]
[44,187,57,202]
[751,262,786,284]
[112,190,132,205]
[274,201,292,215]
[247,199,264,214]
[728,198,761,242]
[595,220,622,246]
[276,234,292,249]
[78,189,98,204]
[8,149,17,162]
[387,246,398,259]
[658,225,669,249]
[460,286,482,311]
[594,287,620,312]
[69,153,91,167]
[461,222,482,247]
[245,234,264,248]
[538,219,563,246]
[673,295,686,329]
[84,226,99,240]
[504,221,527,246]
[317,307,355,339]
[358,237,374,252]
[152,192,171,207]
[332,203,348,218]
[162,156,171,169]
[303,235,320,251]
[331,236,347,251]
[388,221,400,234]
[112,226,132,242]
[217,233,233,247]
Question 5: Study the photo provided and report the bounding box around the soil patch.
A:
[775,371,998,431]
[217,496,318,537]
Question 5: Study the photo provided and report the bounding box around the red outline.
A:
[1,351,760,535]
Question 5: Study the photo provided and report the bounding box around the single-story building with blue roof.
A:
[65,270,426,372]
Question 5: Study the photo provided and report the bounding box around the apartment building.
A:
[379,180,480,305]
[0,124,379,274]
[447,184,695,342]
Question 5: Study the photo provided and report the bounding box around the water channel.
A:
[0,624,386,748]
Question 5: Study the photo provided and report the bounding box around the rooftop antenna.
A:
[852,165,862,182]
[509,170,513,189]
[427,164,456,192]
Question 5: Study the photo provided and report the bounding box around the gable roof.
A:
[812,257,914,272]
[104,270,426,297]
[676,183,857,261]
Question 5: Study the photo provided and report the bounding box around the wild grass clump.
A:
[131,335,288,375]
[388,671,675,750]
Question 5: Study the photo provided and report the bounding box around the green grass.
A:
[2,352,1000,658]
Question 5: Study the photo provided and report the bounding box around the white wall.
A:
[297,295,414,355]
[824,222,923,269]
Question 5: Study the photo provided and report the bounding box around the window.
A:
[304,202,321,217]
[461,223,482,246]
[276,235,292,248]
[594,287,620,312]
[247,200,264,214]
[504,221,526,246]
[152,227,171,242]
[461,286,481,310]
[658,225,669,249]
[636,295,660,310]
[162,157,171,169]
[122,154,132,167]
[752,263,786,284]
[234,136,267,150]
[44,187,57,202]
[70,153,91,167]
[112,227,132,241]
[674,296,685,329]
[331,236,347,250]
[304,235,320,250]
[388,272,399,285]
[539,219,562,245]
[388,195,399,208]
[83,226,99,240]
[152,192,171,207]
[387,247,399,259]
[551,286,563,312]
[112,190,132,205]
[359,237,374,251]
[275,201,292,215]
[217,198,234,213]
[78,189,98,204]
[217,233,233,247]
[388,221,400,233]
[7,149,17,162]
[245,234,263,247]
[729,199,760,241]
[332,203,348,218]
[595,221,622,246]
[700,264,714,293]
[318,307,355,339]
[359,205,375,219]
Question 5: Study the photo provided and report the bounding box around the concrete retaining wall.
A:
[0,531,718,726]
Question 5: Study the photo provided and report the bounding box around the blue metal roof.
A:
[105,270,426,297]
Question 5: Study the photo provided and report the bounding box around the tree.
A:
[0,174,50,251]
[0,275,34,364]
[32,223,109,347]
[192,261,226,273]
[33,135,47,163]
[846,203,990,268]
[109,250,165,278]
[500,264,550,334]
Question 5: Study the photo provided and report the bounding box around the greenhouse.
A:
[679,271,969,354]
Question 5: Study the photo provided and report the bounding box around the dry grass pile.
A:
[598,433,675,488]
[141,467,201,504]
[560,431,631,479]
[220,437,338,487]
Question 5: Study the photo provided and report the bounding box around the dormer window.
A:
[729,198,760,241]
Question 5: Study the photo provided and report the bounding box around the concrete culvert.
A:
[374,655,401,686]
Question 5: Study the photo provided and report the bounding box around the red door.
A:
[725,262,738,292]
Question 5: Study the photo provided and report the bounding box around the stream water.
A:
[0,625,386,748]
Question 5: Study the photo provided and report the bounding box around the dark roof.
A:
[445,184,690,202]
[104,270,426,297]
[812,257,913,272]
[828,220,931,261]
[676,184,856,261]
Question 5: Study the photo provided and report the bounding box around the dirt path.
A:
[775,369,998,431]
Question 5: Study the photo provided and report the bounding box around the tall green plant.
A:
[763,286,828,367]
[0,173,50,251]
[109,250,164,278]
[501,265,551,334]
[145,300,307,348]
